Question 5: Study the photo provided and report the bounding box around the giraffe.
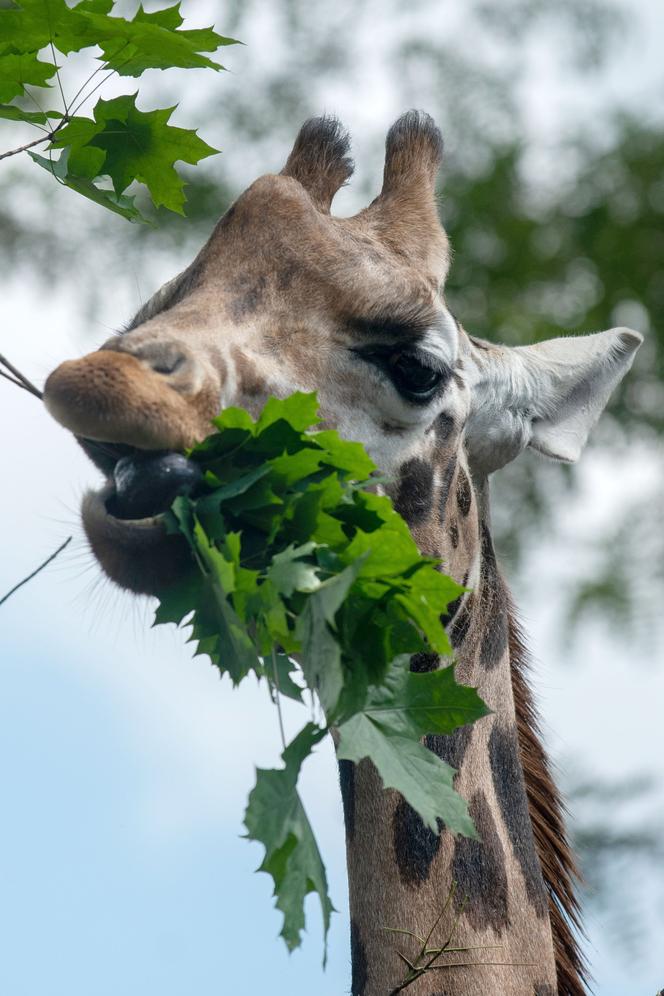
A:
[42,112,641,995]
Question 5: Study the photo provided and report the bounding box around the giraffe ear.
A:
[465,328,643,474]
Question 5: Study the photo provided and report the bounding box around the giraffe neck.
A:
[341,434,580,996]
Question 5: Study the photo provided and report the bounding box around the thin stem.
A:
[66,58,122,118]
[47,139,67,188]
[394,951,417,971]
[425,944,503,955]
[271,647,287,750]
[428,961,537,970]
[0,354,43,399]
[69,67,117,119]
[380,927,427,946]
[50,40,68,110]
[66,63,107,114]
[388,885,460,994]
[439,894,467,955]
[23,85,56,132]
[0,536,72,607]
[421,882,456,958]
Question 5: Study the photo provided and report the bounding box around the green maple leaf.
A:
[188,518,258,683]
[312,429,377,479]
[0,50,57,102]
[267,542,322,598]
[337,718,476,837]
[336,657,489,836]
[28,149,142,222]
[52,93,219,213]
[395,567,465,656]
[0,103,62,124]
[87,2,240,77]
[0,0,238,70]
[244,724,334,957]
[255,391,322,434]
[267,653,304,704]
[0,0,112,58]
[359,657,490,738]
[296,560,365,718]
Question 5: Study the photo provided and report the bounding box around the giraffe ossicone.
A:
[44,110,641,995]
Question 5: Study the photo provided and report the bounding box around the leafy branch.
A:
[0,0,241,221]
[153,392,490,954]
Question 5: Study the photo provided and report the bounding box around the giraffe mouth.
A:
[83,440,203,522]
[80,440,203,594]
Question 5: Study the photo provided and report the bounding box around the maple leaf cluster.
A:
[0,0,238,220]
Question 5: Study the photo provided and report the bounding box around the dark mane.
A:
[508,602,588,995]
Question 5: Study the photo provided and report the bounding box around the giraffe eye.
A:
[388,352,444,400]
[354,346,449,403]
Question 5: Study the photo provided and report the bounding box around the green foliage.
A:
[244,723,333,956]
[0,0,238,220]
[154,392,489,954]
[29,146,141,220]
[50,93,218,213]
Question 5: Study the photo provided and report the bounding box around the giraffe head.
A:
[43,112,642,595]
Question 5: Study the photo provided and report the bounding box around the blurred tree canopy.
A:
[1,0,660,629]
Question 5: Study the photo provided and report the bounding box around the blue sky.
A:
[0,617,351,996]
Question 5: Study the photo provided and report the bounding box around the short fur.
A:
[281,115,353,211]
[382,109,444,192]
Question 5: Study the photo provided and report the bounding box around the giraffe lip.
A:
[81,483,194,596]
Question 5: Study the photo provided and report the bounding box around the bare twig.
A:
[0,369,26,391]
[0,354,43,400]
[427,961,537,970]
[381,927,427,945]
[0,536,72,607]
[0,134,51,162]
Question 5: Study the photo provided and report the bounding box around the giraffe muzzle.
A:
[43,348,219,452]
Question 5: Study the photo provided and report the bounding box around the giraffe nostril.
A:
[133,343,189,378]
[151,353,186,376]
[102,337,191,379]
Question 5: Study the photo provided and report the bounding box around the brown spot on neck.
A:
[394,457,435,524]
[451,789,509,933]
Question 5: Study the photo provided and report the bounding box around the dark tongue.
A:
[107,451,203,520]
